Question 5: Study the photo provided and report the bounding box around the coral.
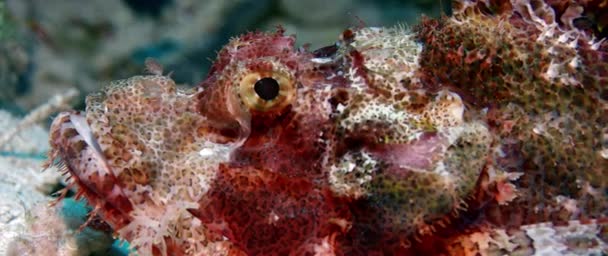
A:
[0,110,50,155]
[0,88,78,151]
[0,109,81,255]
[0,155,56,255]
[45,0,607,255]
[6,199,115,256]
[445,220,608,255]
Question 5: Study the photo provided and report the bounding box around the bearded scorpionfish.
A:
[46,0,608,255]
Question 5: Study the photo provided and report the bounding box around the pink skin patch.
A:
[368,132,448,174]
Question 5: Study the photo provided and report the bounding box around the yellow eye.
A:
[239,71,295,112]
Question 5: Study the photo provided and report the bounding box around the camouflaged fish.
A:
[46,0,608,255]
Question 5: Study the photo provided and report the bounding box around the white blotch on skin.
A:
[198,148,215,157]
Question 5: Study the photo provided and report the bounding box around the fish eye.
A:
[239,71,295,112]
[254,77,280,101]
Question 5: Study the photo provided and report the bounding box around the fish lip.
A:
[48,111,134,228]
[49,110,117,182]
[49,111,105,161]
[67,112,106,157]
[48,111,109,186]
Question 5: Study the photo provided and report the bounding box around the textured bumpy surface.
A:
[46,0,607,255]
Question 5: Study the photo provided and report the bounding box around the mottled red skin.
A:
[190,29,473,255]
[190,29,353,255]
[189,166,348,255]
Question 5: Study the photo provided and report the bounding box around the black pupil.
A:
[254,77,280,101]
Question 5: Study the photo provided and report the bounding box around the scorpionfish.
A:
[47,0,608,255]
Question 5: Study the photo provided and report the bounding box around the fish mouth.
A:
[49,112,105,162]
[47,111,133,229]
